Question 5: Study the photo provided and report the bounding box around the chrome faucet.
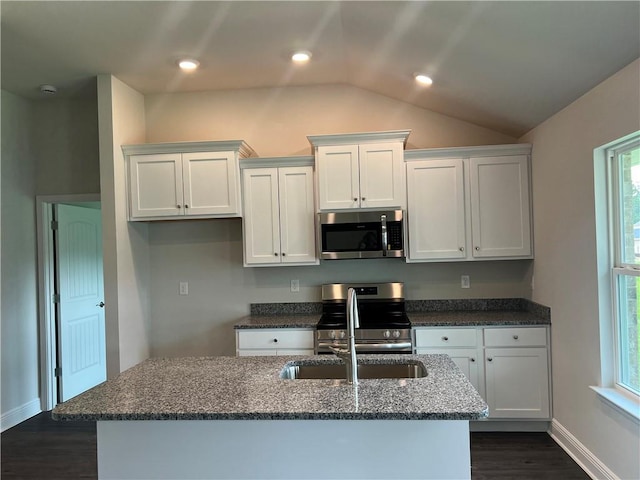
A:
[328,287,360,384]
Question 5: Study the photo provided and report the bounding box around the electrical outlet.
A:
[461,275,470,289]
[291,279,300,293]
[179,282,189,295]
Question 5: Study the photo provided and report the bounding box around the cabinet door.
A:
[484,347,550,419]
[407,159,467,260]
[359,142,405,209]
[182,151,240,216]
[278,167,317,264]
[416,348,481,393]
[129,153,183,218]
[470,155,531,258]
[242,168,281,265]
[316,145,360,210]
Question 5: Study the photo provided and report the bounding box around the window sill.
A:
[590,386,640,423]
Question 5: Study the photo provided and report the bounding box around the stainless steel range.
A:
[315,282,412,354]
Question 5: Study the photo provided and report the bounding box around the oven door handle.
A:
[317,342,413,351]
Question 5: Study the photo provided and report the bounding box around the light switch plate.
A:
[461,275,470,289]
[179,282,189,295]
[291,279,300,293]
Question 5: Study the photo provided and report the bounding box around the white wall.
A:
[97,75,150,375]
[145,84,516,156]
[140,84,530,357]
[0,91,41,429]
[520,58,640,480]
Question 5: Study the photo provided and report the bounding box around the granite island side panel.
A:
[52,354,488,421]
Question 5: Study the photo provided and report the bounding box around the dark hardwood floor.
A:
[2,413,590,479]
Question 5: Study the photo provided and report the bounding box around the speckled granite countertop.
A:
[234,314,320,329]
[52,355,488,421]
[409,311,550,327]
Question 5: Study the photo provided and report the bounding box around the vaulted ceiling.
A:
[2,1,639,136]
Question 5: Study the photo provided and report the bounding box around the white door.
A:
[358,142,405,209]
[484,347,550,419]
[407,159,467,260]
[469,155,532,258]
[129,153,183,218]
[316,144,360,210]
[56,204,106,401]
[182,151,239,216]
[278,166,317,264]
[242,168,281,265]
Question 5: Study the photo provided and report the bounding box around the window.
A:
[610,135,640,396]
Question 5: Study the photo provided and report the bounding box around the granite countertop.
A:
[52,354,488,421]
[234,314,320,329]
[409,310,550,327]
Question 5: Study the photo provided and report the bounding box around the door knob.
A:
[96,302,105,308]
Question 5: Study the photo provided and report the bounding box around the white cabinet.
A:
[308,131,410,211]
[241,157,318,267]
[123,141,256,221]
[405,144,532,262]
[483,327,550,419]
[413,324,551,421]
[406,158,467,260]
[236,328,315,356]
[470,155,532,258]
[414,327,483,394]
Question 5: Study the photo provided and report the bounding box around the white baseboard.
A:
[1,398,42,432]
[549,418,618,480]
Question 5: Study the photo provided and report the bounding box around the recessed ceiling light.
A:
[414,74,433,86]
[291,51,312,64]
[178,59,200,72]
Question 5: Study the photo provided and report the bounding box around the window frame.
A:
[608,135,640,398]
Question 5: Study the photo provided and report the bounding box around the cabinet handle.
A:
[513,335,519,340]
[274,252,279,256]
[487,357,493,362]
[185,204,189,209]
[475,246,480,251]
[470,358,475,362]
[177,204,182,209]
[273,338,278,343]
[353,197,358,202]
[281,253,286,257]
[361,197,366,201]
[459,247,464,252]
[442,336,449,341]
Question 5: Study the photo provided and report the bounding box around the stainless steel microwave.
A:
[319,210,404,260]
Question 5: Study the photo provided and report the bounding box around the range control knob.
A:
[392,330,401,339]
[338,331,346,339]
[328,330,336,339]
[383,330,391,339]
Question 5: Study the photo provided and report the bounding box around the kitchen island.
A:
[53,354,487,479]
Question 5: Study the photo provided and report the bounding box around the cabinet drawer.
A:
[484,327,547,347]
[414,328,478,348]
[237,329,314,350]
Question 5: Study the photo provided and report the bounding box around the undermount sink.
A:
[280,361,427,380]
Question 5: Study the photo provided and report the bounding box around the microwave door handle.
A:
[381,214,388,256]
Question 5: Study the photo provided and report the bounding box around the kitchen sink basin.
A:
[280,361,427,380]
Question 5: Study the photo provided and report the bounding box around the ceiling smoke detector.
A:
[39,84,58,95]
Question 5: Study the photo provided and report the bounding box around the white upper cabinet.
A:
[308,130,410,211]
[407,158,467,260]
[405,144,532,262]
[123,140,256,221]
[470,155,531,258]
[241,157,318,267]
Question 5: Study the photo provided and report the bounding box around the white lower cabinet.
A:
[414,325,550,421]
[235,328,315,356]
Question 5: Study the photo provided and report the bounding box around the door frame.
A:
[36,193,101,411]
